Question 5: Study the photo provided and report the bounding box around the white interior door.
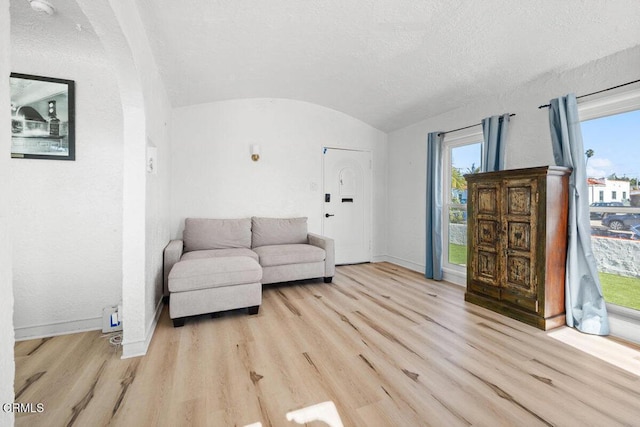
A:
[323,148,371,264]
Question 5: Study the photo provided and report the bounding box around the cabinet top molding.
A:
[465,165,572,180]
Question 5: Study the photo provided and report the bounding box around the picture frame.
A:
[10,73,75,160]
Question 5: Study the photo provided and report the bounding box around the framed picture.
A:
[10,73,75,160]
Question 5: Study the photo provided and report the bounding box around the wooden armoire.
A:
[464,166,571,330]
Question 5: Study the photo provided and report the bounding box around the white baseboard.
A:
[121,297,164,359]
[15,316,101,341]
[375,255,467,287]
[371,255,388,263]
[379,255,425,274]
[442,268,466,287]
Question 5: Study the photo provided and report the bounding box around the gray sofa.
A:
[163,217,335,326]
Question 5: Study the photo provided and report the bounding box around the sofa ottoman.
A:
[168,256,262,327]
[164,217,335,297]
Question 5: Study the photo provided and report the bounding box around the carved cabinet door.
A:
[468,176,540,313]
[468,181,502,299]
[501,178,539,312]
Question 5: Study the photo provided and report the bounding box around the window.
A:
[599,190,604,201]
[580,90,640,323]
[442,129,483,284]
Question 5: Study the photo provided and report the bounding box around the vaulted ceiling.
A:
[12,0,640,132]
[134,0,639,131]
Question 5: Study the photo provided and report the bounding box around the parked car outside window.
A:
[589,201,624,220]
[601,213,640,230]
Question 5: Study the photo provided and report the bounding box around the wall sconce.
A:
[251,144,260,162]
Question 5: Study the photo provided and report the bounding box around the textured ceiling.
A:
[134,0,640,131]
[11,0,101,58]
[14,1,640,132]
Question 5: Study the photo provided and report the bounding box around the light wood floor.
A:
[14,263,640,426]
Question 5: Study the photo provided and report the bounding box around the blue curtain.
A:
[549,94,609,335]
[426,132,444,280]
[482,114,510,172]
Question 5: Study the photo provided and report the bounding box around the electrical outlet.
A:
[102,305,123,333]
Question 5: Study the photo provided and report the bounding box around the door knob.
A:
[325,213,335,218]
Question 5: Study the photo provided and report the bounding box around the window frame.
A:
[578,84,640,344]
[442,128,483,286]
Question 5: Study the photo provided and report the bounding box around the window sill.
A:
[606,302,640,345]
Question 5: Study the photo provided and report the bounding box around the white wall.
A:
[135,10,172,354]
[170,98,388,258]
[11,2,124,339]
[386,46,640,276]
[79,0,172,358]
[1,0,15,423]
[77,0,150,358]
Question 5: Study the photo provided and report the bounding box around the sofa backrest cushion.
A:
[183,218,252,252]
[252,217,308,248]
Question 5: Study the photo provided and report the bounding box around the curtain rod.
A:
[538,78,640,109]
[438,114,515,137]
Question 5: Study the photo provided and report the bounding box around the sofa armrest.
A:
[163,240,184,296]
[308,233,335,278]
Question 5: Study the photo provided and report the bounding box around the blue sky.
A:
[451,143,482,174]
[581,109,640,180]
[451,109,640,181]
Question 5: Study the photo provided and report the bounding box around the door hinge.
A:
[535,192,539,203]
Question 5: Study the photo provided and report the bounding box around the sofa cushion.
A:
[181,248,259,263]
[251,217,308,248]
[253,244,325,267]
[183,218,251,252]
[169,256,262,293]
